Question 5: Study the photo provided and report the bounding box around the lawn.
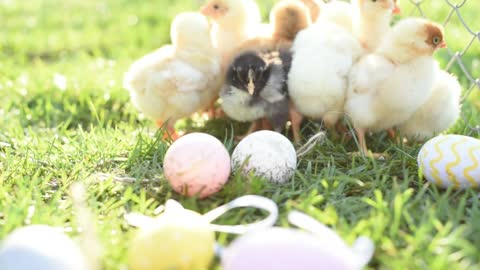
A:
[1,0,480,269]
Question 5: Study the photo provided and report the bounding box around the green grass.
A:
[1,0,480,269]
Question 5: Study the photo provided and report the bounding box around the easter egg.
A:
[222,228,368,270]
[163,133,231,198]
[418,135,480,189]
[128,200,215,270]
[231,131,297,183]
[0,225,89,270]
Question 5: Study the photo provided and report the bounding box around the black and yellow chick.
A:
[220,0,310,141]
[220,49,292,135]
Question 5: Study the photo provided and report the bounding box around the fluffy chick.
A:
[317,0,399,51]
[200,0,266,118]
[352,0,401,51]
[288,0,398,135]
[271,0,312,45]
[345,18,446,155]
[398,70,461,141]
[226,0,310,141]
[123,12,221,139]
[201,0,263,66]
[316,0,354,33]
[224,0,311,66]
[221,50,291,136]
[288,9,364,130]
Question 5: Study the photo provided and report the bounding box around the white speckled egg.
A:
[0,225,89,270]
[232,131,297,184]
[418,135,480,189]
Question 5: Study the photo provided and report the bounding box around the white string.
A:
[296,131,326,158]
[203,195,278,234]
[288,210,375,269]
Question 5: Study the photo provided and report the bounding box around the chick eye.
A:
[371,0,377,2]
[432,36,441,45]
[213,4,220,9]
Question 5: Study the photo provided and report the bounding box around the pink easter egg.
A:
[222,228,359,270]
[163,133,231,198]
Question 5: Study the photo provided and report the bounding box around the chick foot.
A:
[156,120,180,140]
[351,128,388,159]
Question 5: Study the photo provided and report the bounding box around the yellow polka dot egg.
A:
[418,135,480,189]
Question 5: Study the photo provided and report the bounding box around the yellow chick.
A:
[201,0,263,67]
[200,0,266,118]
[345,18,446,156]
[271,0,312,45]
[288,0,399,139]
[352,0,401,51]
[316,0,400,51]
[398,70,462,141]
[123,12,221,139]
[233,0,311,54]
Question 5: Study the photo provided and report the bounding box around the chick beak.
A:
[392,3,401,14]
[439,41,447,49]
[247,69,255,96]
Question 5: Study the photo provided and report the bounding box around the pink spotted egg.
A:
[163,133,231,198]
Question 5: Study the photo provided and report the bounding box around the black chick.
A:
[220,49,292,134]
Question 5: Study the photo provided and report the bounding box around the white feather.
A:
[220,86,266,122]
[398,70,462,140]
[288,21,363,125]
[123,13,221,124]
[346,55,438,132]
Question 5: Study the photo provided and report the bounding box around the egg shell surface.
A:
[222,228,357,270]
[0,225,89,270]
[418,134,480,189]
[129,208,215,270]
[163,133,231,198]
[231,131,297,184]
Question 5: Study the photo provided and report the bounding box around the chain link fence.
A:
[406,0,480,134]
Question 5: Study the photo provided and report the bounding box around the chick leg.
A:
[289,106,303,143]
[204,99,221,119]
[235,120,262,141]
[261,118,273,130]
[324,120,340,140]
[323,112,343,139]
[387,128,396,139]
[247,120,263,134]
[387,128,402,145]
[156,120,180,140]
[356,128,369,156]
[355,128,387,159]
